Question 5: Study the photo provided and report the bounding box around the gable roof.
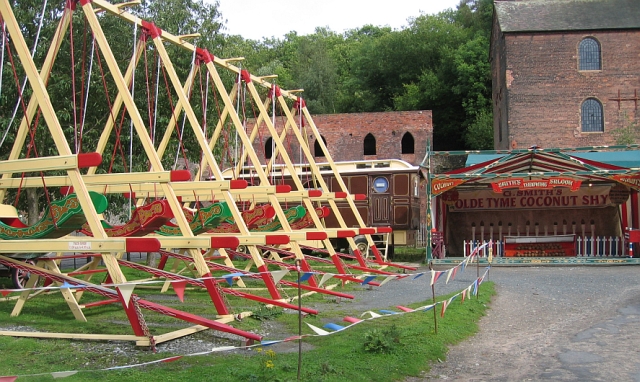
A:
[495,0,640,33]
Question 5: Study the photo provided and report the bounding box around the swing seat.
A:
[78,199,174,237]
[290,206,331,230]
[207,204,276,233]
[0,191,108,240]
[251,205,307,232]
[156,202,232,236]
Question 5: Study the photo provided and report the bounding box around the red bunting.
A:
[171,281,187,303]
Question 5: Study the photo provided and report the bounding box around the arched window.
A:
[314,136,327,157]
[581,98,604,132]
[264,137,273,159]
[579,37,601,71]
[364,133,376,155]
[401,132,415,154]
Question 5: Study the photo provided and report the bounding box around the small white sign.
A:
[69,241,92,251]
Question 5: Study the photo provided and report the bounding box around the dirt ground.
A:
[406,266,640,382]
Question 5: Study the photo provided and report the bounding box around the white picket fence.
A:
[462,236,627,258]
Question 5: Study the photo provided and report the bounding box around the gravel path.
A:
[403,265,640,382]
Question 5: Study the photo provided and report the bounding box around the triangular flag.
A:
[171,281,187,302]
[412,272,425,280]
[261,340,281,346]
[323,323,345,331]
[361,275,377,285]
[222,272,245,286]
[361,311,382,318]
[430,270,443,286]
[379,309,398,315]
[461,289,467,303]
[60,281,74,289]
[271,270,289,284]
[317,273,334,287]
[117,284,135,308]
[422,304,435,312]
[283,335,302,342]
[472,280,479,295]
[52,371,78,379]
[0,376,18,382]
[210,346,236,352]
[379,275,395,286]
[306,323,330,336]
[161,356,183,363]
[449,295,458,304]
[299,272,314,282]
[441,299,448,317]
[0,290,11,297]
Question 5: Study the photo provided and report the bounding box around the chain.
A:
[132,296,156,352]
[212,278,231,312]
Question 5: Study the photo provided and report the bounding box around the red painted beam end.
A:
[211,237,240,249]
[126,238,161,252]
[266,234,290,245]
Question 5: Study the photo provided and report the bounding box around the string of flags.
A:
[0,266,490,380]
[0,244,491,299]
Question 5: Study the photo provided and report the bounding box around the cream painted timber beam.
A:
[0,155,85,174]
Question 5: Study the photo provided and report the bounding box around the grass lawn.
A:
[0,256,494,381]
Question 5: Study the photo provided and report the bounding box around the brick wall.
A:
[247,110,432,166]
[493,30,640,149]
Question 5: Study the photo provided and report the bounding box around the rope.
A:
[0,0,48,150]
[173,46,197,170]
[129,19,138,216]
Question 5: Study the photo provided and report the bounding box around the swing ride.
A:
[0,0,415,348]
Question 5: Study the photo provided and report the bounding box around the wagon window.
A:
[364,133,376,155]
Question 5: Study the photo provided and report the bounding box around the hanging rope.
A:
[0,0,48,150]
[173,45,197,170]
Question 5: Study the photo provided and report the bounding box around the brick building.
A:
[248,110,432,166]
[491,0,640,150]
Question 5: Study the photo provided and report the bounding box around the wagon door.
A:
[371,175,392,225]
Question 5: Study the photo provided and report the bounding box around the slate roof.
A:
[495,0,640,32]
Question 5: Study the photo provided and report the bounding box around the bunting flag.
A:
[0,376,18,382]
[379,275,396,286]
[362,311,382,318]
[52,371,78,379]
[412,272,425,280]
[306,323,330,336]
[270,270,289,284]
[422,304,435,312]
[117,284,135,308]
[317,273,334,287]
[446,266,458,284]
[222,272,245,286]
[210,346,236,352]
[472,280,479,296]
[323,323,345,331]
[379,310,399,315]
[461,289,467,303]
[0,290,11,297]
[171,281,187,302]
[396,306,414,312]
[440,299,448,317]
[361,275,377,285]
[260,340,281,346]
[449,295,458,305]
[299,272,314,283]
[161,356,183,363]
[430,270,444,286]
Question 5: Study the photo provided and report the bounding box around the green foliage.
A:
[363,323,401,354]
[612,111,640,145]
[250,305,284,321]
